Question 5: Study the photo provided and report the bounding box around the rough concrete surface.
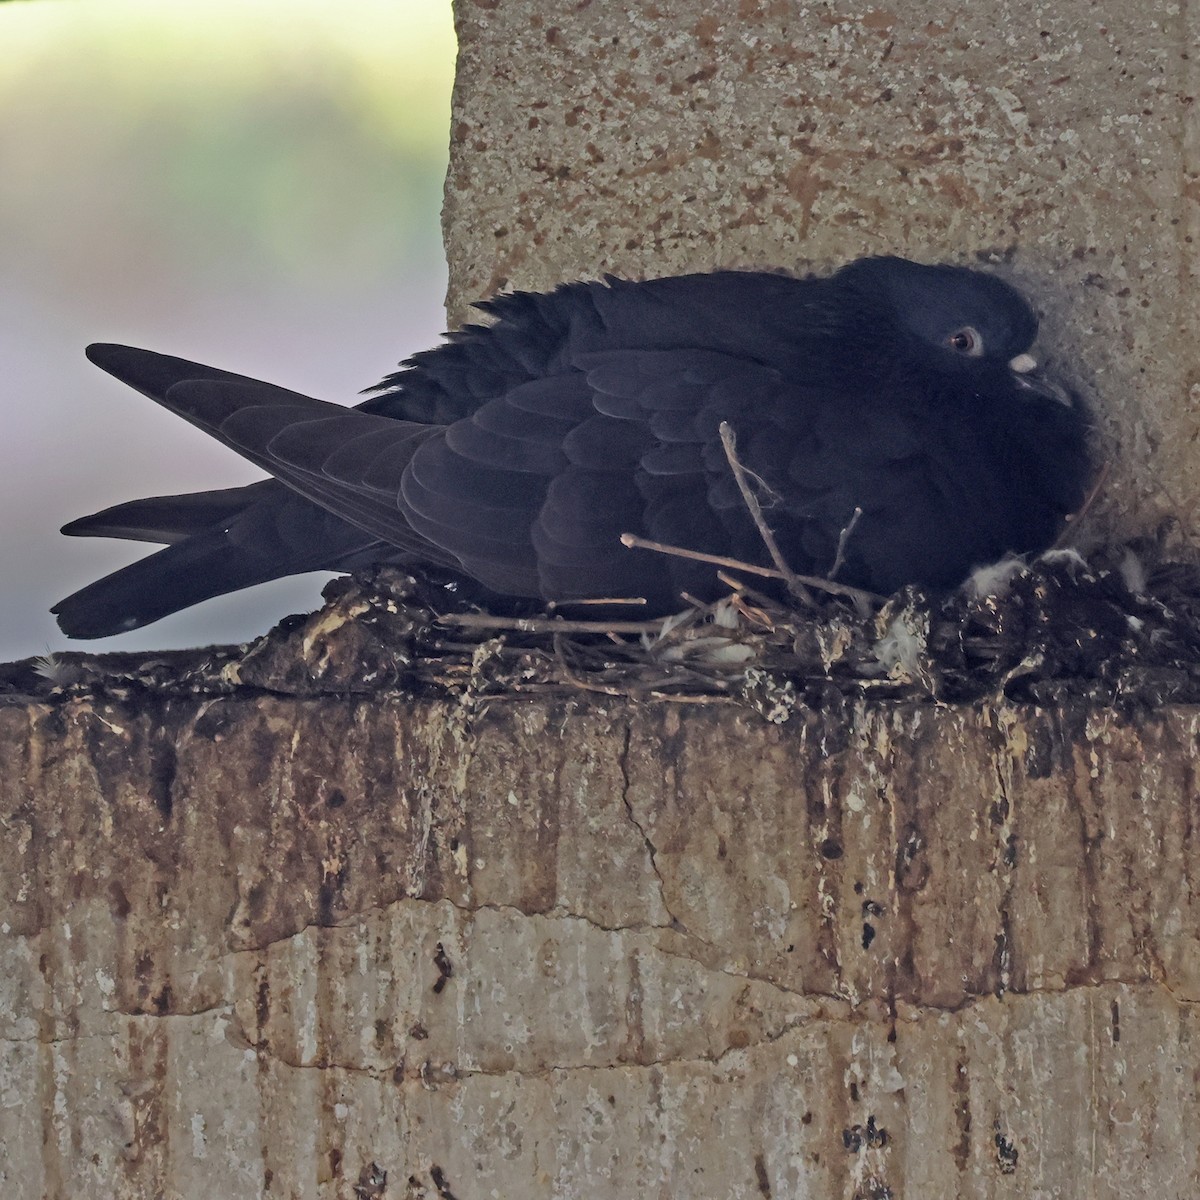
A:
[446,0,1200,554]
[3,695,1200,1197]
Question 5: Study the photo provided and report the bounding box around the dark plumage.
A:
[53,256,1093,638]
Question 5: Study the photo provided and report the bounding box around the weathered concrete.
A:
[447,0,1200,552]
[3,696,1200,1197]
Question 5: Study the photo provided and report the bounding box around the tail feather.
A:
[58,345,458,637]
[53,489,382,638]
[84,343,260,399]
[61,481,278,545]
[53,532,302,638]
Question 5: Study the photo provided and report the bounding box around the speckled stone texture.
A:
[446,0,1200,553]
[3,698,1200,1196]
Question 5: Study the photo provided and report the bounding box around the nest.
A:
[9,441,1200,721]
[11,538,1200,723]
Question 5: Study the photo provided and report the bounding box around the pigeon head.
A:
[833,256,1053,391]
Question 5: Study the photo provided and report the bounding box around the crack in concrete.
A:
[226,894,747,1016]
[616,719,681,930]
[988,711,1018,995]
[6,977,1196,1060]
[205,879,1200,1025]
[232,893,671,959]
[228,1010,816,1083]
[3,1004,238,1045]
[2,1029,132,1046]
[413,895,824,1004]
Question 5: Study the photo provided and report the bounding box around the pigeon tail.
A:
[53,489,385,638]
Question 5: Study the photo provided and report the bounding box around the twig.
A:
[715,571,782,611]
[828,506,863,580]
[621,533,885,607]
[437,612,666,635]
[1052,460,1110,548]
[425,639,534,657]
[713,575,778,630]
[621,533,780,579]
[551,635,629,696]
[718,421,815,608]
[547,595,647,609]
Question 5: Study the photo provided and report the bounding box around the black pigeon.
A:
[53,257,1093,637]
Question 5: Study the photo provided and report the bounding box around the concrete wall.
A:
[4,695,1200,1197]
[447,0,1200,551]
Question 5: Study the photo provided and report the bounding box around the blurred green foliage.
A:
[0,0,456,290]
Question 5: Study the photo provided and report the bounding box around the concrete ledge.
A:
[3,693,1199,1196]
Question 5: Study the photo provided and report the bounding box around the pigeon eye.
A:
[948,327,983,356]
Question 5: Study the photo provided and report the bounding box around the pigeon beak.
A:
[1008,353,1074,407]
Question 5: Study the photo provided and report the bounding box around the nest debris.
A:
[8,538,1200,723]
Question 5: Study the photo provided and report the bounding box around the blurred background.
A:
[0,0,456,661]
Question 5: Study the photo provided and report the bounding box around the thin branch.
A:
[437,612,665,635]
[715,571,780,611]
[1052,460,1110,548]
[714,574,778,630]
[718,421,815,607]
[621,532,781,579]
[551,635,629,695]
[621,532,885,607]
[547,595,647,609]
[828,505,863,580]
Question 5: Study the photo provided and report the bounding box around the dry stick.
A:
[718,421,816,608]
[620,532,884,607]
[552,634,629,696]
[437,612,666,635]
[548,595,647,609]
[715,570,782,611]
[714,573,779,629]
[1051,460,1110,549]
[828,505,863,581]
[548,638,724,701]
[648,691,735,705]
[620,533,780,578]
